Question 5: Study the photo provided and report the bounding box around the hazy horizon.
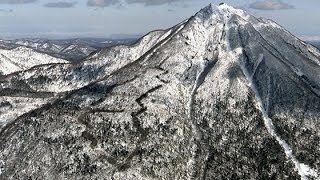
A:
[0,0,320,40]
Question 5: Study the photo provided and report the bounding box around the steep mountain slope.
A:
[0,4,319,179]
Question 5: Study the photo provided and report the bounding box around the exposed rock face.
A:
[0,4,320,179]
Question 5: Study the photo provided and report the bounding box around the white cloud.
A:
[86,0,188,7]
[87,0,119,7]
[249,0,294,10]
[44,2,76,8]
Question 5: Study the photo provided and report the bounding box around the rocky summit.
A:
[0,3,319,180]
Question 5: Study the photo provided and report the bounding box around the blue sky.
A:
[0,0,319,40]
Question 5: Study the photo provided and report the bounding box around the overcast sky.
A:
[0,0,319,40]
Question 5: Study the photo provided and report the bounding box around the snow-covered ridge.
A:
[0,3,319,179]
[0,38,136,62]
[0,18,185,130]
[0,46,69,75]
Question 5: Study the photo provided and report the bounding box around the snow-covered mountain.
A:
[0,29,169,135]
[0,4,319,179]
[0,46,69,75]
[0,38,136,62]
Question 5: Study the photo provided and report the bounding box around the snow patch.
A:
[301,164,319,179]
[250,54,264,82]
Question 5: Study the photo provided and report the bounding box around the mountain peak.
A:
[194,3,250,26]
[0,2,320,179]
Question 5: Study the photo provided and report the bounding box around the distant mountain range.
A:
[0,38,137,62]
[0,3,319,180]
